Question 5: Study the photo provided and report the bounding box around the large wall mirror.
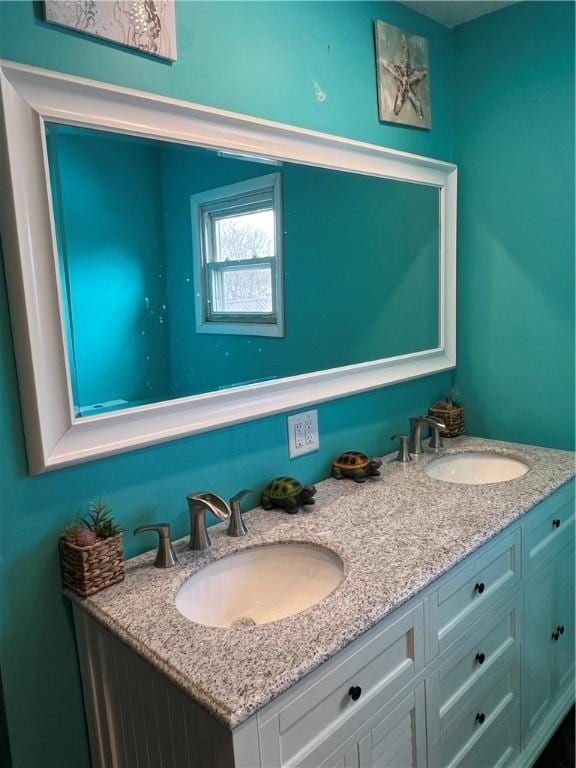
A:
[0,62,456,472]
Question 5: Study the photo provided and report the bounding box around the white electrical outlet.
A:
[287,410,319,457]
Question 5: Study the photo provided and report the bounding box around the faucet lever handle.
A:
[133,523,178,568]
[391,434,412,463]
[229,488,252,508]
[227,489,253,538]
[428,423,444,452]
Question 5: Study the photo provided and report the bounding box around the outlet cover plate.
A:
[287,410,319,458]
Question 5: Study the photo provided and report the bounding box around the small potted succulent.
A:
[59,500,124,597]
[428,388,465,438]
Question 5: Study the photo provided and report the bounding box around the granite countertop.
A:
[74,436,575,728]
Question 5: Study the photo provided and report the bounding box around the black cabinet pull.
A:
[552,630,560,642]
[474,582,485,595]
[558,625,565,635]
[552,519,561,528]
[348,686,362,701]
[476,713,486,725]
[476,652,486,665]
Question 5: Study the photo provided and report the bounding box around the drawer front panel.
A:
[427,594,521,737]
[316,685,426,768]
[427,529,521,657]
[259,605,424,767]
[525,486,575,572]
[452,707,520,768]
[436,661,518,768]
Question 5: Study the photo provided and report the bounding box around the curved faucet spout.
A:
[409,416,446,456]
[187,492,231,551]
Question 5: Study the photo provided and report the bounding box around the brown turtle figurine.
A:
[261,477,316,514]
[332,451,382,483]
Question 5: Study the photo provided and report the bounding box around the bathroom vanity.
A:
[70,437,575,768]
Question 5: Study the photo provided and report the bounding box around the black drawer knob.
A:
[476,652,486,665]
[474,582,486,595]
[552,519,561,528]
[558,625,565,635]
[552,630,560,642]
[476,713,486,725]
[348,686,362,701]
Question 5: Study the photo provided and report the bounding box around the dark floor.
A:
[534,707,575,768]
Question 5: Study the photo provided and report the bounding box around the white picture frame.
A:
[0,61,457,473]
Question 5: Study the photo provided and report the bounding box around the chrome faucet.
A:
[428,422,444,453]
[409,416,446,456]
[227,489,253,538]
[186,492,230,551]
[391,434,412,463]
[133,523,178,568]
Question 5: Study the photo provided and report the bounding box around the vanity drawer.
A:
[426,529,521,658]
[258,603,424,767]
[524,481,575,572]
[430,705,521,768]
[316,684,426,768]
[427,593,521,736]
[429,657,519,768]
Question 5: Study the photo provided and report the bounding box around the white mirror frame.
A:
[0,61,456,474]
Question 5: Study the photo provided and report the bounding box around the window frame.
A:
[191,173,284,337]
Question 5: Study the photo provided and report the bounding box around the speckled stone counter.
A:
[72,436,575,729]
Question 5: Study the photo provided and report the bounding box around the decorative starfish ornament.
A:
[384,35,428,120]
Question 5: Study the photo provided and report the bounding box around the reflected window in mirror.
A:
[191,173,284,337]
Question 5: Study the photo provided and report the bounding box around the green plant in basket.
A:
[59,499,125,596]
[444,388,462,407]
[81,500,123,539]
[61,499,123,548]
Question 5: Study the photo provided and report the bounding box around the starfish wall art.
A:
[374,20,431,129]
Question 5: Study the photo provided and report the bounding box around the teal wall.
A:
[453,1,575,450]
[48,128,172,412]
[0,3,454,767]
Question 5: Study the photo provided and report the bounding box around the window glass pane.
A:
[212,267,273,313]
[214,209,274,262]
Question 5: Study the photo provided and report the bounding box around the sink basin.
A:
[425,452,529,485]
[175,543,344,628]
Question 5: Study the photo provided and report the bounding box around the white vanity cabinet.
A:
[256,604,425,768]
[74,481,575,768]
[522,493,575,761]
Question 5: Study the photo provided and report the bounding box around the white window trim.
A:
[191,173,284,337]
[0,61,456,473]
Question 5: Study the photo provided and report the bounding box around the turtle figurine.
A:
[332,451,382,483]
[261,477,316,514]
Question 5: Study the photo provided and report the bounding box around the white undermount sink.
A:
[425,452,529,485]
[175,543,344,628]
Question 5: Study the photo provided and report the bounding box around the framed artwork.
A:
[374,20,431,129]
[44,1,177,60]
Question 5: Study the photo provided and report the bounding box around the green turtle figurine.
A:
[332,451,382,483]
[261,477,316,514]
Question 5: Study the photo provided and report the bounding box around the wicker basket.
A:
[428,401,465,438]
[59,534,125,597]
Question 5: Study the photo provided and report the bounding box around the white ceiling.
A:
[401,1,520,28]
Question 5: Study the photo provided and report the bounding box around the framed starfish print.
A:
[374,21,431,129]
